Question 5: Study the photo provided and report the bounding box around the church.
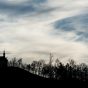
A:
[0,51,8,68]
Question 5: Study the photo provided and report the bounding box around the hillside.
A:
[0,67,87,88]
[0,67,48,81]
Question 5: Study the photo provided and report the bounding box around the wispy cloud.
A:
[0,0,88,63]
[0,0,54,18]
[53,13,88,42]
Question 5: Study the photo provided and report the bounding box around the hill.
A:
[0,67,48,81]
[0,67,88,88]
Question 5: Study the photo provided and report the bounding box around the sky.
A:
[0,0,88,63]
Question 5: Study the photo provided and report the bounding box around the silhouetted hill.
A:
[0,67,48,81]
[0,67,88,88]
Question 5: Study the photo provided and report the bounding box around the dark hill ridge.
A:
[0,67,48,81]
[0,67,87,88]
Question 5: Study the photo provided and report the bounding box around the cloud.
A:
[53,13,88,42]
[0,1,37,15]
[0,19,88,63]
[0,0,87,20]
[0,0,55,18]
[0,0,88,63]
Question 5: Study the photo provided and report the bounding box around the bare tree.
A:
[37,60,45,75]
[17,58,22,68]
[55,58,60,67]
[30,61,38,74]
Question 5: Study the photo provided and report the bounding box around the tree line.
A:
[8,56,88,81]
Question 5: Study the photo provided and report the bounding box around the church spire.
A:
[3,50,5,58]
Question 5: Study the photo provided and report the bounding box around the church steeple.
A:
[3,50,5,58]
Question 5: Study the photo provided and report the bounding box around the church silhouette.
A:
[0,51,8,69]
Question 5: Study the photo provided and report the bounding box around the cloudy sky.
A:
[0,0,88,63]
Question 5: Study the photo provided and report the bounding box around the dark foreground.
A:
[0,67,88,88]
[0,67,48,80]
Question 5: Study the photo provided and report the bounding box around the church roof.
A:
[0,56,7,61]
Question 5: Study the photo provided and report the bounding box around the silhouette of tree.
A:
[55,58,60,67]
[26,64,31,71]
[42,64,50,77]
[21,64,27,70]
[8,58,23,68]
[10,58,17,67]
[54,59,61,79]
[7,54,88,82]
[30,61,38,74]
[17,58,22,68]
[37,60,45,75]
